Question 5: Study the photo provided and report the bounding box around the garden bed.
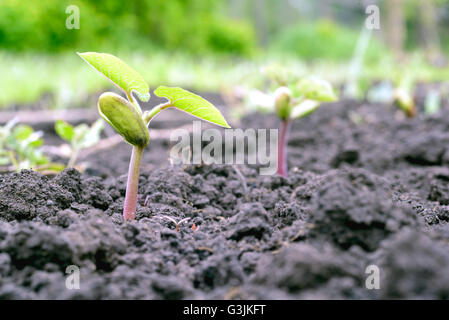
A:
[1,98,449,299]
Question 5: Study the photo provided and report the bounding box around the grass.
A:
[2,50,449,109]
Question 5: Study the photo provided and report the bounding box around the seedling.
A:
[392,60,418,117]
[55,119,104,168]
[0,118,49,171]
[273,76,337,177]
[157,215,191,232]
[394,87,416,117]
[78,52,230,221]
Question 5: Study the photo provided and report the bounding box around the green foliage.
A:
[55,119,104,167]
[294,77,338,102]
[290,100,320,119]
[289,76,337,120]
[154,86,230,128]
[205,19,256,56]
[79,52,230,148]
[78,52,150,103]
[79,52,231,220]
[253,66,338,120]
[0,0,256,56]
[0,119,48,171]
[271,20,384,62]
[55,119,103,150]
[55,120,75,142]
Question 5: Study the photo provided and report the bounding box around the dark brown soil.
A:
[1,99,449,299]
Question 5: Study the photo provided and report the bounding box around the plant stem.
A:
[143,102,172,125]
[67,148,79,168]
[123,145,144,221]
[8,151,19,172]
[277,118,291,177]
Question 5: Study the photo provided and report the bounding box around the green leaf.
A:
[295,77,338,102]
[98,92,149,147]
[290,100,320,119]
[55,120,75,142]
[27,135,43,148]
[154,86,230,128]
[78,52,150,103]
[13,125,33,141]
[76,119,104,149]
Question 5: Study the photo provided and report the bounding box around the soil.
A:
[2,98,449,299]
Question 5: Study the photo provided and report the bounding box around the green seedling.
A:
[394,87,416,117]
[55,119,104,168]
[0,118,49,172]
[273,76,337,177]
[78,52,230,221]
[392,59,418,117]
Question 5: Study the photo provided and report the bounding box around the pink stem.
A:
[277,119,291,177]
[123,146,144,221]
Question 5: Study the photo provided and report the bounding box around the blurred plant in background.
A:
[271,19,385,62]
[55,119,104,168]
[0,0,256,56]
[0,119,49,171]
[1,0,449,111]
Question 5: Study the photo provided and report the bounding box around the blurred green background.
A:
[1,0,449,108]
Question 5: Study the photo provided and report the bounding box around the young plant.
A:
[274,76,337,177]
[394,87,416,117]
[157,216,191,232]
[0,118,49,171]
[392,59,418,117]
[78,52,230,221]
[55,119,104,168]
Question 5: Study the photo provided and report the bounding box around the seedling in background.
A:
[55,119,104,168]
[0,118,49,172]
[394,87,415,117]
[274,76,337,177]
[157,216,191,232]
[78,52,230,221]
[392,60,418,117]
